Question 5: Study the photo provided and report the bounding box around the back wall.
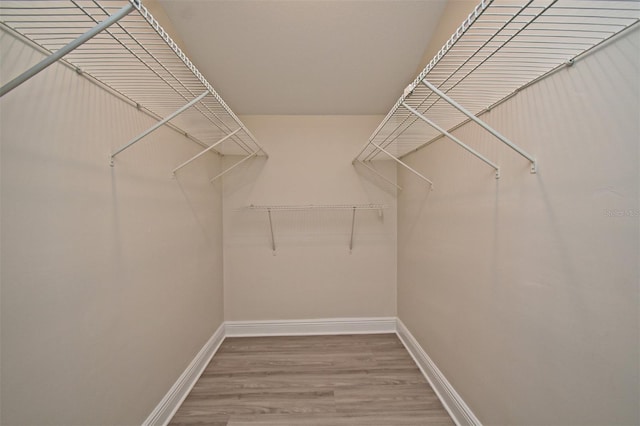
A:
[223,115,397,321]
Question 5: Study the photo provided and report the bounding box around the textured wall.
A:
[223,115,397,321]
[1,30,224,425]
[397,27,639,425]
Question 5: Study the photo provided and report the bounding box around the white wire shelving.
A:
[245,204,388,254]
[0,0,267,178]
[354,0,640,188]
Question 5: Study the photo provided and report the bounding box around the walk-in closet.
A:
[1,0,638,425]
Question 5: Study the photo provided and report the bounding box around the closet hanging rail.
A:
[353,0,640,186]
[0,0,267,170]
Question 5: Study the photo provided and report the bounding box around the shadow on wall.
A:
[221,154,268,197]
[397,173,433,248]
[174,173,221,247]
[353,159,399,197]
[397,25,639,425]
[2,26,227,424]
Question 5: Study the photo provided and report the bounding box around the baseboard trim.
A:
[396,318,481,426]
[142,322,226,426]
[225,317,397,337]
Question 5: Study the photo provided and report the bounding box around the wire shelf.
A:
[0,0,266,158]
[244,204,388,253]
[246,204,388,212]
[354,0,640,165]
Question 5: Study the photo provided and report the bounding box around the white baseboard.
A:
[142,322,226,426]
[396,319,481,426]
[225,317,397,337]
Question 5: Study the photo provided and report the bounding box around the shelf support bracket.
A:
[369,141,434,189]
[111,90,209,164]
[172,128,241,175]
[210,151,258,183]
[349,207,356,254]
[0,2,135,98]
[402,102,501,178]
[421,79,536,173]
[267,209,276,254]
[353,160,403,191]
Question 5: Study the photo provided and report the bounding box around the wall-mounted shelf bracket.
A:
[110,90,209,165]
[421,79,536,174]
[210,151,259,183]
[349,207,356,254]
[402,102,500,179]
[172,128,241,175]
[368,141,434,189]
[267,209,276,255]
[0,2,135,98]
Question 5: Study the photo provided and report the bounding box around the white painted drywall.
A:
[397,26,640,425]
[0,30,224,425]
[413,0,477,76]
[223,115,397,321]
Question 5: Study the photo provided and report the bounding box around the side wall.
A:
[397,27,639,425]
[223,115,397,321]
[1,31,224,425]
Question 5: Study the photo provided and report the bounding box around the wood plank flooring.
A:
[169,334,454,425]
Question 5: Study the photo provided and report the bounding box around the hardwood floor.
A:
[169,334,454,425]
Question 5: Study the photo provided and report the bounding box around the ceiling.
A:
[157,0,447,115]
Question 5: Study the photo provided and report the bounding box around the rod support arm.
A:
[111,90,209,164]
[402,102,500,178]
[172,128,241,174]
[421,79,536,173]
[210,151,258,183]
[369,141,434,189]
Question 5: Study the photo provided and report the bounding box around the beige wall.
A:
[414,0,477,76]
[397,26,639,425]
[223,115,397,321]
[1,31,224,425]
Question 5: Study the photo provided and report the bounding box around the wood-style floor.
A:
[169,333,454,425]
